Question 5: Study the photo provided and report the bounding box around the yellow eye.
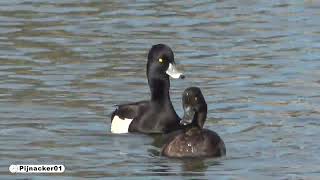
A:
[158,58,163,63]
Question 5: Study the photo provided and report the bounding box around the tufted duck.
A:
[111,44,185,134]
[161,87,226,158]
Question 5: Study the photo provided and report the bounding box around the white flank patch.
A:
[111,115,133,134]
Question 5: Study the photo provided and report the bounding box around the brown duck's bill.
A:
[179,106,195,125]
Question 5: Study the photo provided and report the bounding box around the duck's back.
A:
[162,128,226,158]
[128,103,181,133]
[111,101,181,134]
[111,101,149,120]
[111,101,149,133]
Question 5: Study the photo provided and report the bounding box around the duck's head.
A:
[147,44,184,80]
[180,87,207,128]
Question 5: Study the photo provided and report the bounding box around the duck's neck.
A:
[148,78,171,103]
[192,107,207,128]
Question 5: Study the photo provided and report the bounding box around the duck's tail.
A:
[110,105,119,122]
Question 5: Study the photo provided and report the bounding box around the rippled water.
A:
[1,0,320,179]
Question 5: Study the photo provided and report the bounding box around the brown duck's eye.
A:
[195,97,198,101]
[158,58,164,63]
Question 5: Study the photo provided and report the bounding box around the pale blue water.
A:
[0,0,320,179]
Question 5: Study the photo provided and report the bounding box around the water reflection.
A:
[180,159,208,173]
